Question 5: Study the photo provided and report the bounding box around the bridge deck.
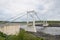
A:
[28,23,60,27]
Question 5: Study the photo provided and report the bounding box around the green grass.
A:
[0,29,44,40]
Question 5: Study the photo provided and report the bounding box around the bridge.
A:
[9,10,49,32]
[27,22,49,26]
[0,10,49,33]
[26,10,48,27]
[5,10,48,27]
[25,10,48,32]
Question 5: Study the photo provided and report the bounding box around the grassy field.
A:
[0,29,44,40]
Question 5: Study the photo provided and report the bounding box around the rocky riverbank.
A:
[27,31,60,40]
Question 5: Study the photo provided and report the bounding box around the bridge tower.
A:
[43,19,49,27]
[26,10,36,32]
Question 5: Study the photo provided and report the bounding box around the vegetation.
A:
[0,21,60,25]
[0,29,44,40]
[0,32,7,40]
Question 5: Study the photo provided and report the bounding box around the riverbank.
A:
[27,31,60,40]
[0,21,60,27]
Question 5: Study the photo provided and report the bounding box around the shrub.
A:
[0,31,7,38]
[6,35,18,40]
[0,36,5,40]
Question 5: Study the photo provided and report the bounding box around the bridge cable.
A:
[6,12,26,21]
[4,13,27,26]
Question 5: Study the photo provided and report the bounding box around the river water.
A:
[20,24,60,35]
[36,26,60,35]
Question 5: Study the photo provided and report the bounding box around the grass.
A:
[0,29,44,40]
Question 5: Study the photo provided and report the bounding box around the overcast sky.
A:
[0,0,60,21]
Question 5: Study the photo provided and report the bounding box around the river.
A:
[36,26,60,35]
[20,24,60,35]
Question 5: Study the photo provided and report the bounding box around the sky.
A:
[0,0,60,21]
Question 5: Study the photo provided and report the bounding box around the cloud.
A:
[0,0,60,21]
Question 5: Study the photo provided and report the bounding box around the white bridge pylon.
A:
[26,10,37,32]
